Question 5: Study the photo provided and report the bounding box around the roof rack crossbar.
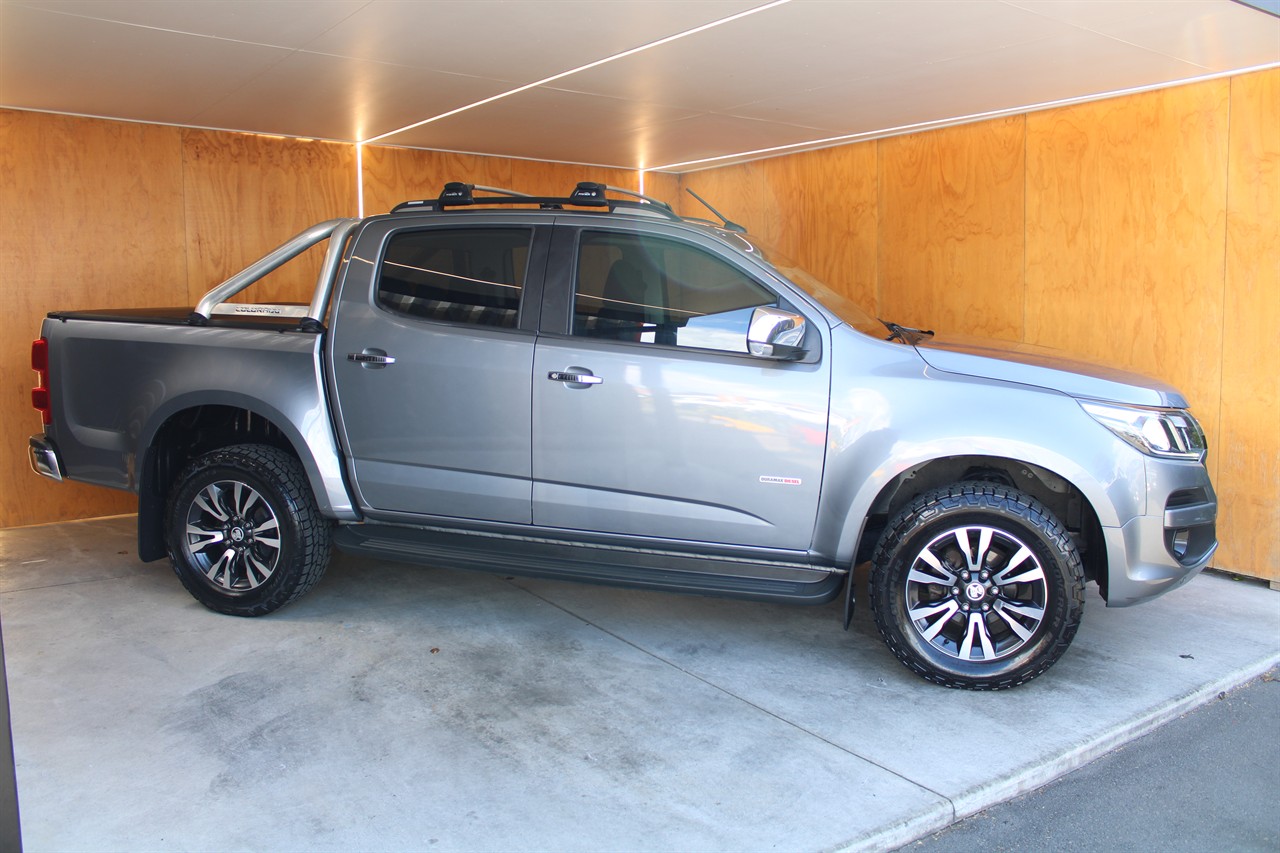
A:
[390,195,682,222]
[389,181,682,223]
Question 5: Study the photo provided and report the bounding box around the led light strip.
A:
[356,140,365,218]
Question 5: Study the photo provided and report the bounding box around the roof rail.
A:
[391,181,682,224]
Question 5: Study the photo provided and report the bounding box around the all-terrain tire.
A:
[165,443,331,616]
[870,481,1085,689]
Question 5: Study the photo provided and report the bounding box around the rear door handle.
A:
[349,349,396,368]
[548,369,603,387]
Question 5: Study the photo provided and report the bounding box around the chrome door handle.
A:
[548,370,603,386]
[348,350,396,368]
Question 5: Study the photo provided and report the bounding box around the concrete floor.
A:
[0,515,1277,852]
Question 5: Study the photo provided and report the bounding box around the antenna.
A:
[685,188,747,233]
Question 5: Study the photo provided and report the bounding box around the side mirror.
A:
[747,306,807,360]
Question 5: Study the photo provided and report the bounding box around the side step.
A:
[332,523,844,604]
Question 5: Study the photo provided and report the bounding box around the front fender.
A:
[814,352,1144,565]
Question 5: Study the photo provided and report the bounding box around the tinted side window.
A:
[572,231,777,353]
[377,228,531,328]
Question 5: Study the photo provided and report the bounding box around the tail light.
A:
[31,338,51,426]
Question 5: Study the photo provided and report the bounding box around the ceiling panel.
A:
[378,86,826,168]
[536,0,1080,114]
[1082,2,1280,70]
[1,0,1277,172]
[299,0,763,83]
[721,27,1208,138]
[9,0,368,48]
[1010,0,1280,69]
[371,86,703,167]
[0,2,293,125]
[189,52,515,142]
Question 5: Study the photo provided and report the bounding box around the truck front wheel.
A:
[870,482,1085,689]
[165,444,331,616]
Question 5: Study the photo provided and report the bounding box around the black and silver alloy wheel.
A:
[871,481,1085,690]
[166,443,331,616]
[184,479,283,592]
[903,524,1048,664]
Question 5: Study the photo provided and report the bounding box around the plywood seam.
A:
[875,138,883,318]
[1021,113,1029,341]
[179,129,193,308]
[1214,78,1234,572]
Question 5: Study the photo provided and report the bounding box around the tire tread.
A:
[870,481,1085,690]
[166,443,331,616]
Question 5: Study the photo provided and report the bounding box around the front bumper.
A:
[1102,459,1218,607]
[29,433,64,482]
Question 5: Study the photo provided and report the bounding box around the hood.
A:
[914,333,1188,408]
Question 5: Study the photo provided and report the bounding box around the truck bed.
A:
[38,312,352,521]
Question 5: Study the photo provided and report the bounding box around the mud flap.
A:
[842,565,856,629]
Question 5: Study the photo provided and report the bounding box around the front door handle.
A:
[548,369,604,388]
[348,349,396,368]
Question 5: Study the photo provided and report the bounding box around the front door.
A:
[532,226,830,551]
[330,221,545,524]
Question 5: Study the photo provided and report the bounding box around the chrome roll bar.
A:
[191,218,361,326]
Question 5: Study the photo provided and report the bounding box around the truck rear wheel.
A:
[165,444,331,616]
[870,482,1085,689]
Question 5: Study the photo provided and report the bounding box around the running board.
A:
[332,523,844,604]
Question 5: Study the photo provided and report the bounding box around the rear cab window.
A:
[376,227,532,328]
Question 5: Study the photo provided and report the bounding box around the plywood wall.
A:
[1220,70,1280,581]
[1026,82,1229,466]
[680,144,879,316]
[182,130,357,304]
[881,116,1025,340]
[0,110,186,528]
[678,70,1278,583]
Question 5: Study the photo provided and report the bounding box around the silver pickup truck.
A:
[28,182,1218,689]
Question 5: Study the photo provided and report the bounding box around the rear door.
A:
[329,215,548,524]
[531,222,830,551]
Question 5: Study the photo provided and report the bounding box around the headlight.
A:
[1080,401,1207,461]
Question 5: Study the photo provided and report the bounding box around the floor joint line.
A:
[509,579,954,805]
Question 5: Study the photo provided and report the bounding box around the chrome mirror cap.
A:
[747,306,807,360]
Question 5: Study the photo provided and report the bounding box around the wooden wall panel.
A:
[1025,82,1230,457]
[681,142,879,315]
[761,145,879,314]
[361,146,512,216]
[182,130,357,305]
[508,159,638,196]
[879,117,1026,338]
[677,161,774,231]
[0,110,186,528]
[642,171,680,204]
[1219,69,1280,581]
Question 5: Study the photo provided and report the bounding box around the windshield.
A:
[711,230,886,339]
